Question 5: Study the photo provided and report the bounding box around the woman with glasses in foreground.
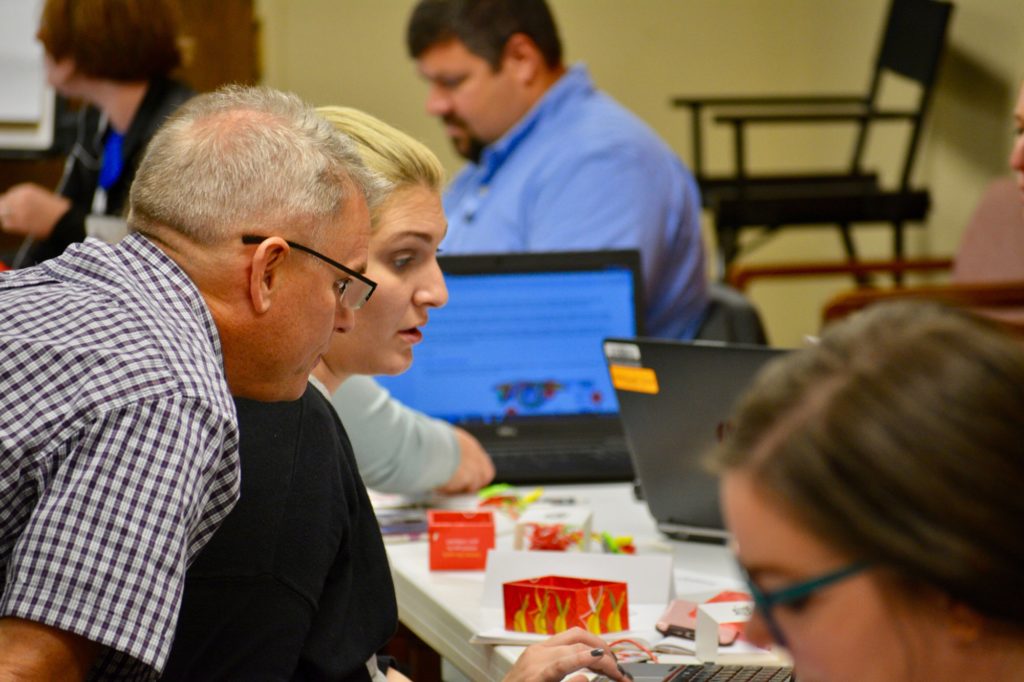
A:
[712,301,1024,681]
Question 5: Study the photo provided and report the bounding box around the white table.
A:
[385,483,742,681]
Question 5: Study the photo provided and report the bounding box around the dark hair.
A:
[406,0,562,70]
[37,0,182,82]
[713,302,1024,630]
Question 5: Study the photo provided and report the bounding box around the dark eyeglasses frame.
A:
[742,561,869,647]
[241,234,376,310]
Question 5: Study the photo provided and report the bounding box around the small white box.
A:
[513,506,592,552]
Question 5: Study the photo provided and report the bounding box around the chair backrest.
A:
[852,0,954,187]
[877,0,954,87]
[694,281,769,345]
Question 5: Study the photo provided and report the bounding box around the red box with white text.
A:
[427,510,495,570]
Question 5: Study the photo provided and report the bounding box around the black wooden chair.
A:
[672,0,954,279]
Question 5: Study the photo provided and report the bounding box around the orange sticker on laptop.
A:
[609,365,659,394]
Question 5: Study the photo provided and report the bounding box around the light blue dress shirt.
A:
[442,64,708,339]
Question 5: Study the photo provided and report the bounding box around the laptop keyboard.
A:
[669,664,793,681]
[489,441,634,484]
[598,663,793,682]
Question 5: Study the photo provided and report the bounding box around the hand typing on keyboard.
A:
[501,628,632,682]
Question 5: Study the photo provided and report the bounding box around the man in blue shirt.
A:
[406,0,708,338]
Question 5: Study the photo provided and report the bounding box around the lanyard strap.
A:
[98,130,126,191]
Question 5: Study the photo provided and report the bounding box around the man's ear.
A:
[247,238,290,315]
[501,33,544,85]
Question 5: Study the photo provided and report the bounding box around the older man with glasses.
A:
[0,85,378,680]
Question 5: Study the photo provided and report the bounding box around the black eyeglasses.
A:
[741,561,868,647]
[241,234,376,310]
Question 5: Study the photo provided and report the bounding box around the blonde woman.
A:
[311,106,495,496]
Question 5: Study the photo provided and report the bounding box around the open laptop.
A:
[376,250,644,484]
[603,338,788,540]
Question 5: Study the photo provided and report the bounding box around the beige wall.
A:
[256,0,1024,347]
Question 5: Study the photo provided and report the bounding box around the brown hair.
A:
[713,302,1024,629]
[407,0,563,70]
[37,0,182,81]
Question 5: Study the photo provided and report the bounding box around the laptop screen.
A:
[377,251,642,426]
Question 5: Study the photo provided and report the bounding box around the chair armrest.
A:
[671,94,866,178]
[670,94,865,109]
[822,281,1024,326]
[714,107,918,125]
[709,106,918,180]
[726,258,953,291]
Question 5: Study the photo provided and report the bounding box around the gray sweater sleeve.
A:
[329,375,460,493]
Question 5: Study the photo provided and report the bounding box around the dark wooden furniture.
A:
[673,0,954,279]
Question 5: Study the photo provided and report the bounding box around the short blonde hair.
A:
[316,106,444,223]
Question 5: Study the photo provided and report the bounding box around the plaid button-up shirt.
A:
[0,234,240,679]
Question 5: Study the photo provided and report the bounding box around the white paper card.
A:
[695,600,753,661]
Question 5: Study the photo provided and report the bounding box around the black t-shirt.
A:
[163,385,397,680]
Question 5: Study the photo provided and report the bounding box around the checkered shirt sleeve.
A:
[0,235,240,679]
[0,399,237,678]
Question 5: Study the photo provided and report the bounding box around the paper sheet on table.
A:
[471,550,673,646]
[471,612,772,660]
[673,568,746,599]
[474,552,776,662]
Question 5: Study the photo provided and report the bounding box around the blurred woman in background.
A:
[0,0,193,264]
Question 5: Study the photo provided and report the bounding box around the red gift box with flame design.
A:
[502,575,628,634]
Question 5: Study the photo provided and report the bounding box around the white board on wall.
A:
[0,0,55,151]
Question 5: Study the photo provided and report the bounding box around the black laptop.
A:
[603,338,788,539]
[376,250,644,484]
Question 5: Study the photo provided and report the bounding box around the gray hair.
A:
[128,85,388,245]
[712,302,1024,631]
